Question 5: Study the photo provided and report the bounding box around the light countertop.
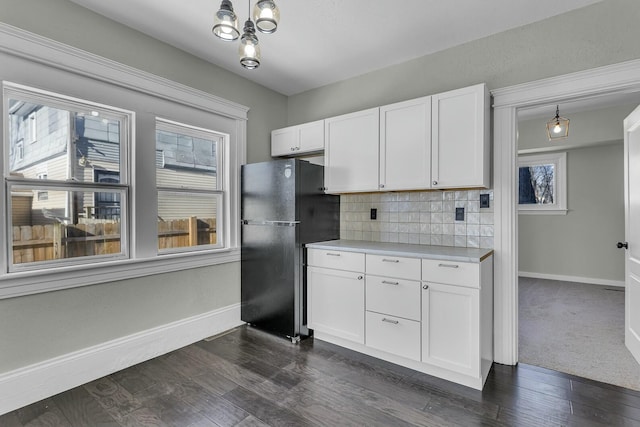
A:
[306,240,493,263]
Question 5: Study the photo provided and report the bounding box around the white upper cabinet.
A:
[289,83,489,193]
[324,108,379,193]
[379,96,432,191]
[431,83,490,189]
[271,119,324,157]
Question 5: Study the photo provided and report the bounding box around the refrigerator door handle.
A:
[242,220,300,226]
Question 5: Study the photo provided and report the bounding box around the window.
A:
[156,118,225,253]
[15,140,23,161]
[518,152,567,214]
[4,84,131,271]
[28,111,37,143]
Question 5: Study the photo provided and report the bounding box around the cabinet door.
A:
[307,266,365,343]
[324,108,379,193]
[422,282,480,377]
[380,96,431,191]
[298,120,325,153]
[431,83,489,189]
[271,127,298,157]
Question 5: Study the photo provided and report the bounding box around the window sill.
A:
[0,248,240,300]
[518,209,568,215]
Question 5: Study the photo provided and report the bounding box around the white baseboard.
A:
[0,303,242,416]
[519,271,625,288]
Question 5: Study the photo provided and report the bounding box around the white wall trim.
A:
[519,271,625,288]
[0,303,243,416]
[0,23,248,120]
[491,58,640,365]
[0,249,240,300]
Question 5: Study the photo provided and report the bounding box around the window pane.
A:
[519,164,555,205]
[156,128,218,190]
[158,192,220,250]
[11,188,123,266]
[7,98,122,183]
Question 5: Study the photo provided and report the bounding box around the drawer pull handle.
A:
[357,275,364,280]
[382,280,399,285]
[382,259,400,263]
[382,318,399,324]
[326,253,341,257]
[438,263,459,268]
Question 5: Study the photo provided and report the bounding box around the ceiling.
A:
[67,0,602,96]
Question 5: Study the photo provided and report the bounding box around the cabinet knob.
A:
[432,181,438,186]
[422,284,429,290]
[379,184,385,189]
[357,275,364,280]
[291,147,295,151]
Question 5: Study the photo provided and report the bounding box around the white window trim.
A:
[518,151,567,215]
[0,23,247,299]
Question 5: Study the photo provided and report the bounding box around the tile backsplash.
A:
[340,190,494,248]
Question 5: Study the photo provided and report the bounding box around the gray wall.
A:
[287,0,640,125]
[518,144,625,282]
[0,0,286,375]
[516,104,634,282]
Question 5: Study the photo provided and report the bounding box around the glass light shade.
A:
[253,0,280,34]
[239,20,261,69]
[546,106,570,141]
[212,0,240,41]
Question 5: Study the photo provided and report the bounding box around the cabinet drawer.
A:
[308,248,365,272]
[422,259,479,288]
[366,312,421,361]
[366,254,421,280]
[366,276,421,321]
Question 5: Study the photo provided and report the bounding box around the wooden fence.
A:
[12,217,216,264]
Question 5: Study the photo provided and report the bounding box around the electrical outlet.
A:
[370,208,377,220]
[480,194,490,208]
[455,207,464,221]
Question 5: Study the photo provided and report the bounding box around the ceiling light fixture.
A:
[212,0,240,41]
[546,105,570,141]
[212,0,279,70]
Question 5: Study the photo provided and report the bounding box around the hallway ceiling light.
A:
[212,0,280,70]
[546,105,570,141]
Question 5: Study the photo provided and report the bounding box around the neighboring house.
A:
[8,101,217,225]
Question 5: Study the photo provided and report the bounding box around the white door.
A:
[624,105,640,363]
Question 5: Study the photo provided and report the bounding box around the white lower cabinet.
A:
[307,264,365,344]
[306,243,493,390]
[421,282,480,376]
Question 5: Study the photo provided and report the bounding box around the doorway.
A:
[514,101,638,387]
[491,59,640,372]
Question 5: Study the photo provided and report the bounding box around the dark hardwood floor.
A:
[3,325,640,426]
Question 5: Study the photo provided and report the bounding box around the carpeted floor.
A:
[519,276,640,390]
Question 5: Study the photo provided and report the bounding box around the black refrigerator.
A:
[241,159,339,342]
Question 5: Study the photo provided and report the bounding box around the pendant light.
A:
[239,17,261,69]
[212,0,240,41]
[253,0,280,34]
[546,105,570,141]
